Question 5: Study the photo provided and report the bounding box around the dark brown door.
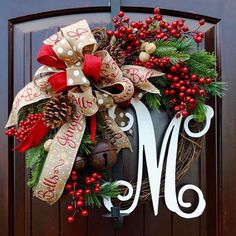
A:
[0,1,235,236]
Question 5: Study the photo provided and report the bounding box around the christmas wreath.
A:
[5,8,225,223]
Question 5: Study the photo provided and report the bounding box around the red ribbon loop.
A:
[37,45,66,69]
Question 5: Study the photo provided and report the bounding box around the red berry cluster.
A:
[66,171,102,223]
[133,56,170,69]
[5,113,43,142]
[107,8,206,55]
[163,63,212,117]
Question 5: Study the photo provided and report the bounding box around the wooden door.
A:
[0,1,235,236]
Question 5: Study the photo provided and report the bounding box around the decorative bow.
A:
[5,20,164,204]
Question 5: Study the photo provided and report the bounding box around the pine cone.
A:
[92,28,109,50]
[106,45,126,66]
[43,95,75,129]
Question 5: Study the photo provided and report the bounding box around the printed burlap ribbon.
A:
[6,20,164,204]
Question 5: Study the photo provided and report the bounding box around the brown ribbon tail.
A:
[100,111,133,153]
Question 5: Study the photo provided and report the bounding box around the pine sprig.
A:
[78,133,97,155]
[84,182,120,208]
[144,93,161,110]
[205,81,227,97]
[154,46,190,64]
[26,141,47,190]
[189,50,216,67]
[192,96,207,122]
[186,59,218,78]
[154,36,196,52]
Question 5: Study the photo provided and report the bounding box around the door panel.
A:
[1,1,235,236]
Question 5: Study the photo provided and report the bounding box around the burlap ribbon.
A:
[6,20,164,204]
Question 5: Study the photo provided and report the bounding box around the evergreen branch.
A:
[154,46,190,64]
[78,133,97,155]
[205,81,227,97]
[155,36,196,52]
[100,182,120,198]
[84,182,120,208]
[144,93,161,110]
[26,141,47,190]
[192,96,207,122]
[189,50,216,67]
[186,59,218,78]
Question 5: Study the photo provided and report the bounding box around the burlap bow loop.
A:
[45,20,98,67]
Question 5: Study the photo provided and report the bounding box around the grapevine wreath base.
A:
[5,7,225,223]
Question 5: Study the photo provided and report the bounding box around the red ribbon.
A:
[37,45,66,69]
[37,45,102,93]
[90,114,97,142]
[15,118,50,152]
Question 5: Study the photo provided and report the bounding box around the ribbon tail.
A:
[90,114,97,142]
[100,111,132,153]
[15,118,50,152]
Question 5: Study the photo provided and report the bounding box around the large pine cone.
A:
[106,45,126,66]
[43,95,75,129]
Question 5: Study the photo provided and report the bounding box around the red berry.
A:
[67,216,74,223]
[180,86,186,91]
[71,176,78,181]
[131,21,138,28]
[118,11,124,18]
[77,201,84,207]
[94,188,100,193]
[67,205,73,211]
[80,210,88,217]
[114,31,120,38]
[69,191,75,196]
[182,110,189,117]
[66,184,72,191]
[145,17,152,24]
[79,196,84,201]
[206,78,212,84]
[195,36,203,43]
[153,7,160,14]
[92,173,98,179]
[119,26,126,33]
[178,21,184,27]
[85,189,91,195]
[174,106,180,111]
[170,66,177,73]
[90,177,96,183]
[181,67,189,74]
[190,74,197,81]
[97,175,102,180]
[75,192,81,198]
[199,19,205,25]
[71,171,77,176]
[199,78,205,84]
[123,17,129,23]
[179,92,185,99]
[106,30,113,37]
[182,26,189,32]
[127,27,132,34]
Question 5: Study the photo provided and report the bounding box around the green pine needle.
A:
[78,133,97,155]
[189,50,216,67]
[84,182,120,208]
[186,59,218,78]
[155,36,196,52]
[26,141,47,190]
[154,46,190,64]
[205,81,227,97]
[144,93,161,111]
[192,96,207,122]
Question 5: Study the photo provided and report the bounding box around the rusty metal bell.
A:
[89,140,117,170]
